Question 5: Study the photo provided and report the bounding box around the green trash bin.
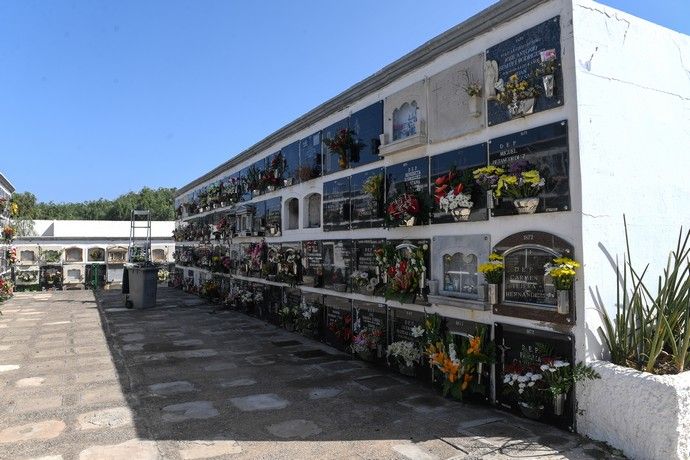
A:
[124,265,158,309]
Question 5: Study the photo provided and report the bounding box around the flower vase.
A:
[358,349,375,362]
[519,402,544,420]
[468,94,481,118]
[552,393,567,416]
[557,289,570,314]
[486,190,494,209]
[513,197,539,214]
[488,283,500,305]
[338,155,348,170]
[542,74,555,98]
[450,207,471,222]
[399,364,415,377]
[476,362,484,385]
[403,216,416,227]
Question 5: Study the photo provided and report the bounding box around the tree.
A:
[11,187,177,221]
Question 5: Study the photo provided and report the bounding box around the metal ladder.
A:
[127,210,151,264]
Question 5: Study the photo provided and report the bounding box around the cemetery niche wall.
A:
[171,1,687,443]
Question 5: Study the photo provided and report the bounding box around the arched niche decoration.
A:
[88,247,105,262]
[107,246,128,264]
[20,249,36,263]
[492,231,574,324]
[284,197,299,230]
[152,248,167,263]
[65,247,83,262]
[303,193,321,229]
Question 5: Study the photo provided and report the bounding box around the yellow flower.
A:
[488,252,503,261]
[478,262,502,273]
[467,336,481,355]
[521,170,542,185]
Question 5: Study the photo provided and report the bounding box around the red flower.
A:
[435,184,448,195]
[387,266,397,277]
[454,183,464,195]
[435,176,448,186]
[399,260,408,273]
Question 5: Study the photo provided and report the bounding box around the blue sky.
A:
[1,0,688,202]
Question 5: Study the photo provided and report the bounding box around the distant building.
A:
[0,171,16,277]
[13,220,175,290]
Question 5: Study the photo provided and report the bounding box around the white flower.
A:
[411,326,424,338]
[518,382,526,388]
[503,375,511,384]
[518,388,524,394]
[525,372,533,378]
[527,381,535,387]
[531,374,542,381]
[549,368,557,373]
[540,364,550,371]
[554,360,570,368]
[517,376,528,383]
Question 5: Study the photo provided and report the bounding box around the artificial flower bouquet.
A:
[434,167,474,221]
[478,253,504,284]
[544,257,580,290]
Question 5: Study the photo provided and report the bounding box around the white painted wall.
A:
[31,220,175,238]
[572,0,690,361]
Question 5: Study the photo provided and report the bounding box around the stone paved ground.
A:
[0,289,624,460]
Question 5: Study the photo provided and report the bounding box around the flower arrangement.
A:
[427,328,494,400]
[88,248,105,261]
[246,240,267,272]
[478,253,504,284]
[42,249,62,264]
[434,168,474,220]
[473,166,505,193]
[18,270,38,283]
[262,154,285,190]
[323,128,359,169]
[350,327,383,355]
[387,340,422,368]
[5,247,17,266]
[544,257,580,290]
[502,367,548,410]
[200,280,221,300]
[540,360,600,396]
[2,225,15,243]
[0,277,14,302]
[385,192,427,227]
[362,174,384,202]
[495,74,539,107]
[245,164,264,193]
[494,160,545,200]
[239,290,254,305]
[278,305,299,326]
[377,242,428,303]
[328,312,353,345]
[462,69,482,96]
[157,268,169,282]
[296,301,320,333]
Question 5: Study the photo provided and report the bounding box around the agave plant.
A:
[599,217,690,374]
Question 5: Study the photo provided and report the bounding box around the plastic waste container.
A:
[123,265,158,309]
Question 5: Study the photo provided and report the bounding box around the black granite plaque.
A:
[353,300,387,340]
[250,158,267,199]
[495,323,574,430]
[265,285,283,325]
[323,295,353,351]
[265,197,282,234]
[487,16,563,126]
[302,240,323,287]
[322,118,349,175]
[350,168,385,229]
[489,120,569,216]
[386,157,429,197]
[322,240,353,292]
[239,166,252,202]
[252,201,267,236]
[353,239,384,295]
[390,308,425,343]
[349,101,383,168]
[493,231,573,308]
[430,143,488,224]
[323,177,351,232]
[299,131,322,182]
[282,140,300,186]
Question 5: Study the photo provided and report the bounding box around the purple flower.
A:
[509,159,532,175]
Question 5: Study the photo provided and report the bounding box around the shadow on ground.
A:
[90,287,619,459]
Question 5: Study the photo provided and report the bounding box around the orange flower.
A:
[467,336,481,355]
[443,357,460,383]
[461,373,473,390]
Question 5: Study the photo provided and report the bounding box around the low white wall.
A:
[578,361,690,460]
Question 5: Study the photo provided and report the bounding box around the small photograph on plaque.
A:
[486,16,563,126]
[430,143,488,224]
[489,121,569,216]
